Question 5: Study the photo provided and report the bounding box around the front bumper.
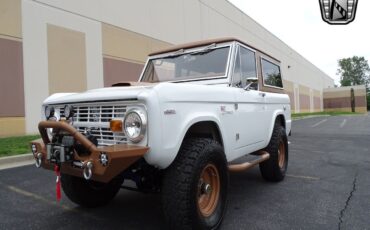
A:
[30,121,149,183]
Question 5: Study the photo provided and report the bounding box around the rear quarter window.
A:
[261,58,283,88]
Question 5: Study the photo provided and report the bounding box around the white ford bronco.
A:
[31,38,291,229]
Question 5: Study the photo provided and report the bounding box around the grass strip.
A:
[292,111,362,119]
[0,135,40,157]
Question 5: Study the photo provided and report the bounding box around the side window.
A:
[233,46,257,88]
[261,58,283,88]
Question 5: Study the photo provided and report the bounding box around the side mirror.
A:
[244,77,258,91]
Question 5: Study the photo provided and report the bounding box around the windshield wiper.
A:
[161,43,217,59]
[189,43,217,55]
[164,48,185,58]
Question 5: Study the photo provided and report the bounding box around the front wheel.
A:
[259,122,288,182]
[161,138,228,230]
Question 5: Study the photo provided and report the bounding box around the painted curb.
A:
[292,115,331,121]
[0,153,34,167]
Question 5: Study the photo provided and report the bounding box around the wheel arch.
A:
[275,114,286,129]
[146,115,228,169]
[183,120,224,148]
[266,111,286,144]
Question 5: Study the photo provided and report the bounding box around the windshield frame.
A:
[139,42,234,83]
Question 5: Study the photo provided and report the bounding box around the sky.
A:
[228,0,370,85]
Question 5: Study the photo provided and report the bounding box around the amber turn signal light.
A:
[110,119,123,132]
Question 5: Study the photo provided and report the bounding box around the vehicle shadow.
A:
[221,167,284,228]
[57,168,273,229]
[66,190,165,229]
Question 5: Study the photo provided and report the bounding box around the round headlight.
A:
[123,109,147,143]
[45,106,55,119]
[64,105,74,119]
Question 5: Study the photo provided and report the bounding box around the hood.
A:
[44,85,155,105]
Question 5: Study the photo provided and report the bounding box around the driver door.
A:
[232,45,269,150]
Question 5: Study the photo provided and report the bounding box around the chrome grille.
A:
[58,103,128,146]
[76,127,127,145]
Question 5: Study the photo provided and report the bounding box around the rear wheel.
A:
[259,122,288,182]
[61,174,123,208]
[161,138,228,229]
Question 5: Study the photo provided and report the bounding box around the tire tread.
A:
[161,138,228,229]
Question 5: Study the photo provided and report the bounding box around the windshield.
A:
[141,46,230,82]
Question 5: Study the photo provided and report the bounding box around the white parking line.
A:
[5,184,74,211]
[0,181,102,220]
[311,119,327,128]
[286,174,320,180]
[340,119,347,128]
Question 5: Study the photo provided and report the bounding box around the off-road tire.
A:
[61,174,123,208]
[161,138,228,230]
[259,122,288,182]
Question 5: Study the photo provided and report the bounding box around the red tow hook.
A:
[54,165,61,202]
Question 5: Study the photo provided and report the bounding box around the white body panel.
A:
[44,82,291,169]
[42,41,292,169]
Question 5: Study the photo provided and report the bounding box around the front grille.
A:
[58,103,129,146]
[76,127,127,145]
[60,105,126,122]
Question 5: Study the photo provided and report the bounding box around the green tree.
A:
[337,56,370,87]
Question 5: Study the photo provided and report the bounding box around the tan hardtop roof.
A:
[148,37,280,63]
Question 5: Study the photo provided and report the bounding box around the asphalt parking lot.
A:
[1,113,370,230]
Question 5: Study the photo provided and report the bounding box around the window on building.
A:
[233,46,257,88]
[261,58,283,88]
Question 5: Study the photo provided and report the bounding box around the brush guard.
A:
[30,121,149,183]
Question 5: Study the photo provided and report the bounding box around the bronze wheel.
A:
[197,164,220,217]
[162,138,228,229]
[259,122,288,182]
[278,140,286,169]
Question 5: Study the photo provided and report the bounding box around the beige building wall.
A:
[298,85,310,113]
[34,0,334,88]
[28,0,334,117]
[313,90,322,112]
[283,80,295,111]
[22,0,104,134]
[0,0,22,39]
[0,0,25,136]
[0,118,26,137]
[1,0,336,136]
[101,23,171,87]
[47,24,87,94]
[324,85,367,113]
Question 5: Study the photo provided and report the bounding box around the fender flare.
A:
[266,110,286,143]
[164,115,229,168]
[182,116,225,144]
